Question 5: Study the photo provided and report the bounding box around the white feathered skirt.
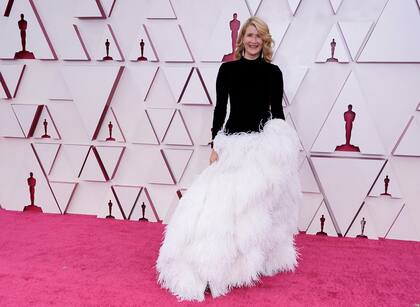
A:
[156,119,302,301]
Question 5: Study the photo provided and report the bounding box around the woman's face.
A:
[243,25,263,60]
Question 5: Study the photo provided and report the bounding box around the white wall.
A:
[0,0,419,241]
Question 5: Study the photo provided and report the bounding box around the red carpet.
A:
[0,209,419,307]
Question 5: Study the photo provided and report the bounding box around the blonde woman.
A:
[157,17,301,301]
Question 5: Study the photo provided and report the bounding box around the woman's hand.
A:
[209,149,219,165]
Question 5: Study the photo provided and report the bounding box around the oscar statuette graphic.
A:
[326,38,338,62]
[106,200,115,219]
[106,121,115,141]
[23,172,42,212]
[316,214,328,236]
[139,202,148,221]
[222,13,240,62]
[41,119,51,138]
[380,175,392,197]
[14,14,35,59]
[356,217,367,238]
[137,39,148,61]
[335,104,360,152]
[102,39,113,61]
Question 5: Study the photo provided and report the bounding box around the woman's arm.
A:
[271,66,285,120]
[211,63,229,140]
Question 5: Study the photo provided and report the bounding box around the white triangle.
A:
[62,65,123,139]
[144,23,193,62]
[311,72,386,155]
[0,1,55,59]
[131,110,159,144]
[282,65,308,104]
[12,104,40,137]
[112,185,142,218]
[369,162,403,198]
[287,0,302,15]
[128,26,158,62]
[33,107,60,139]
[386,205,420,241]
[32,143,61,174]
[180,106,213,145]
[0,104,25,137]
[129,188,159,222]
[129,66,158,102]
[246,0,262,16]
[394,115,420,157]
[285,113,304,151]
[312,157,385,234]
[79,147,106,182]
[298,193,323,232]
[329,0,343,14]
[0,64,25,99]
[162,190,182,224]
[49,144,90,181]
[35,0,89,60]
[195,66,218,104]
[316,24,350,63]
[148,150,175,184]
[50,181,77,213]
[94,25,124,61]
[145,68,177,107]
[180,69,211,105]
[145,184,177,222]
[346,206,379,239]
[98,191,124,220]
[299,157,320,193]
[306,202,337,236]
[96,108,125,142]
[48,68,73,101]
[147,108,175,142]
[162,110,193,145]
[95,145,125,180]
[338,21,373,61]
[146,0,176,19]
[0,142,60,213]
[162,66,192,102]
[100,0,116,17]
[364,196,404,238]
[162,149,193,183]
[359,0,420,62]
[271,21,290,57]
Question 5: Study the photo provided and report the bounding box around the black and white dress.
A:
[156,57,301,301]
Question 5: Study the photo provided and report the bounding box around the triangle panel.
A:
[311,72,386,155]
[316,24,350,63]
[49,181,77,214]
[311,156,385,234]
[306,201,338,237]
[162,148,193,183]
[0,1,56,59]
[32,143,61,175]
[358,0,420,62]
[162,110,193,145]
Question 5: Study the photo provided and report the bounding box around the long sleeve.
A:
[270,66,285,120]
[211,63,229,139]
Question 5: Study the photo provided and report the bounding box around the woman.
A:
[156,17,301,301]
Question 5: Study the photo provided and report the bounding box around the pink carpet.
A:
[0,209,419,307]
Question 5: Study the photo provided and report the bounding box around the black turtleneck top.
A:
[211,57,285,140]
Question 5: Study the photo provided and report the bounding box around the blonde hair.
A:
[234,17,274,62]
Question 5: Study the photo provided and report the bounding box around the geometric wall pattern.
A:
[1,0,419,242]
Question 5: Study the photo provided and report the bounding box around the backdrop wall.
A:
[1,0,419,241]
